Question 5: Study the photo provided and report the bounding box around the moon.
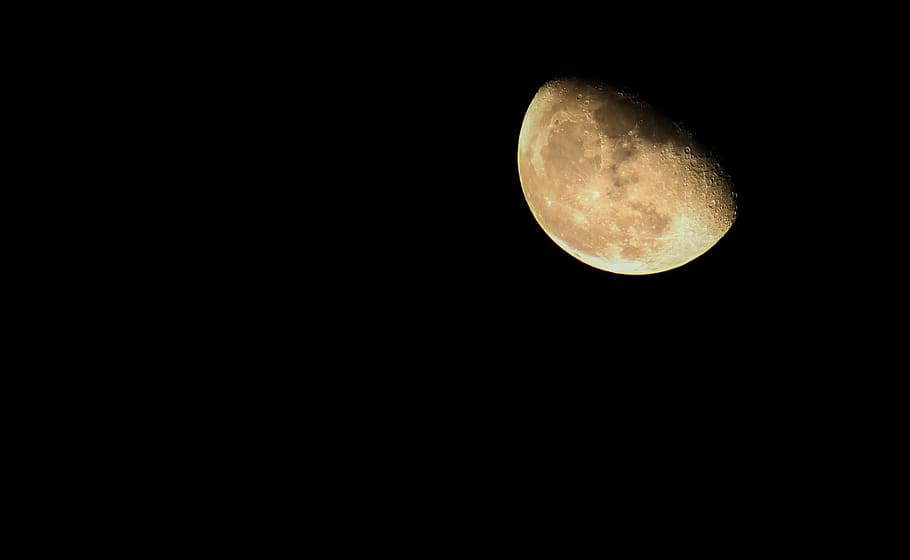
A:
[518,78,736,274]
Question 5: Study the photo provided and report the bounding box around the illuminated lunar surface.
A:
[518,78,736,274]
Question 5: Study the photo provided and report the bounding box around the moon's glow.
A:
[518,78,736,274]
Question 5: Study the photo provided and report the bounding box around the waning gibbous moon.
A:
[518,78,736,275]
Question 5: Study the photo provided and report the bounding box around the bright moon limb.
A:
[517,78,736,275]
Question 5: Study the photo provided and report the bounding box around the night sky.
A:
[28,7,900,529]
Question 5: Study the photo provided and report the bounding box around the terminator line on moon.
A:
[518,78,736,274]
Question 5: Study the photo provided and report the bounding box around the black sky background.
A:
[23,7,903,525]
[8,9,906,541]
